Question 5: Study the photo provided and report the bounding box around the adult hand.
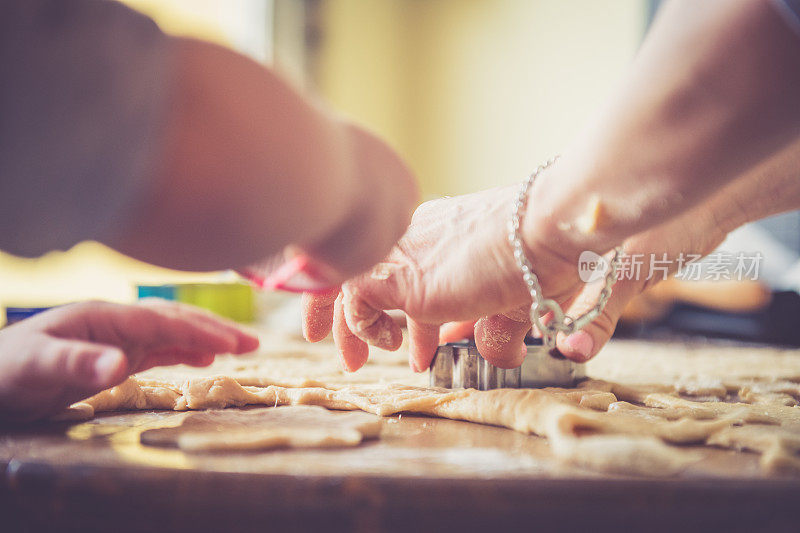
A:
[302,182,580,372]
[301,161,748,373]
[0,300,259,422]
[301,0,800,373]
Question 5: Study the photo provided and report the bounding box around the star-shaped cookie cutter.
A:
[429,338,586,390]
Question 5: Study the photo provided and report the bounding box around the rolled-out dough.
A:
[64,336,800,477]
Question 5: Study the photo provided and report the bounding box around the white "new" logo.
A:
[578,250,609,284]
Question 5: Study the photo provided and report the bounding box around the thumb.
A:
[555,277,645,362]
[30,337,128,390]
[474,306,531,369]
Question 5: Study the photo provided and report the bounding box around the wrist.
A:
[520,159,598,263]
[510,159,623,347]
[515,161,588,300]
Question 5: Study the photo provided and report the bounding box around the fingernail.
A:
[262,256,337,293]
[342,358,363,373]
[409,360,422,373]
[94,350,124,385]
[563,331,594,361]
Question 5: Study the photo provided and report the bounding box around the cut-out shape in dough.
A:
[140,405,381,452]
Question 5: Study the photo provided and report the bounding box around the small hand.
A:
[0,300,259,422]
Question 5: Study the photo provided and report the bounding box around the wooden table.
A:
[3,405,800,532]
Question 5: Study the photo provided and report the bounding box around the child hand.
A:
[0,300,259,422]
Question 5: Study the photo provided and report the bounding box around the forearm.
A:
[110,38,369,271]
[526,0,800,261]
[707,136,800,232]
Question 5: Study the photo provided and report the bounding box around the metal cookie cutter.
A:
[429,338,586,390]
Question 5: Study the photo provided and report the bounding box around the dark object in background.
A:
[616,291,800,347]
[4,306,53,326]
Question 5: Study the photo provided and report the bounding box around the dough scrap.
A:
[140,405,381,452]
[549,434,701,476]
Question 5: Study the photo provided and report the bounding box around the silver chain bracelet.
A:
[508,156,622,350]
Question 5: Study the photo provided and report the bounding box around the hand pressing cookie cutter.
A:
[429,338,586,390]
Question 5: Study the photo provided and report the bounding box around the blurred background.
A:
[0,0,645,324]
[2,0,799,343]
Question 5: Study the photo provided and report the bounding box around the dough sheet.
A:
[64,336,800,476]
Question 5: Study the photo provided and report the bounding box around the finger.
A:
[556,278,643,362]
[332,293,369,372]
[42,301,241,359]
[407,319,440,373]
[301,288,339,342]
[127,304,240,366]
[474,306,531,369]
[26,337,128,390]
[137,299,260,353]
[532,290,582,339]
[439,321,476,343]
[341,288,403,351]
[185,352,217,367]
[92,301,244,356]
[341,262,407,315]
[530,311,552,339]
[136,351,217,373]
[133,346,223,372]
